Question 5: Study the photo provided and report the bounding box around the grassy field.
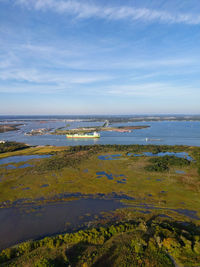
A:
[0,144,200,221]
[0,145,68,159]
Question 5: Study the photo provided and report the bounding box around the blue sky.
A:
[0,0,200,115]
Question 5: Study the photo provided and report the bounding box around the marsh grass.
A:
[0,144,200,219]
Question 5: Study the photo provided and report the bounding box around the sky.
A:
[0,0,200,115]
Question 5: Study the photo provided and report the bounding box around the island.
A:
[53,125,150,135]
[0,124,23,133]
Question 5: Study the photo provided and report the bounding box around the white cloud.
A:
[103,58,195,71]
[105,83,194,97]
[21,44,196,71]
[0,68,112,84]
[0,44,198,96]
[15,0,200,25]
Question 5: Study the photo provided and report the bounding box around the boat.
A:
[66,131,100,138]
[145,137,162,142]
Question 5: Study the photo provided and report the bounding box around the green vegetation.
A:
[37,146,101,172]
[0,144,200,213]
[24,144,195,178]
[1,215,200,266]
[192,147,200,177]
[145,155,191,172]
[1,143,200,265]
[0,141,29,154]
[0,145,68,159]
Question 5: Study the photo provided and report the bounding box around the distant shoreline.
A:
[0,124,23,133]
[1,114,200,123]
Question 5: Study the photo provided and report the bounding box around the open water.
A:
[0,199,125,250]
[0,116,199,146]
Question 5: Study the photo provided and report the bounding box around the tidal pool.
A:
[19,163,34,169]
[98,154,122,160]
[5,164,16,169]
[96,171,114,180]
[0,199,125,250]
[40,184,49,188]
[0,154,51,165]
[96,172,127,183]
[175,170,186,174]
[22,187,30,191]
[1,163,34,170]
[117,180,126,184]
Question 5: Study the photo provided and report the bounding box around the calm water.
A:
[0,117,199,146]
[0,199,198,250]
[0,199,125,250]
[0,155,51,165]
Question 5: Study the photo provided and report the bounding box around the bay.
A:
[0,116,199,146]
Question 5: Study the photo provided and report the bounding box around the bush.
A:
[34,258,55,267]
[145,155,190,172]
[0,141,29,154]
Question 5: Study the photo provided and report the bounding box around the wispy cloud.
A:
[1,39,196,74]
[0,41,198,96]
[21,44,197,71]
[16,0,200,25]
[103,58,196,71]
[104,83,196,97]
[0,67,113,86]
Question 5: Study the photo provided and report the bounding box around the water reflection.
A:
[0,119,200,146]
[175,170,186,174]
[0,155,51,165]
[0,199,125,250]
[98,154,122,160]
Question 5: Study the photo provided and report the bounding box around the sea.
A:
[0,115,200,146]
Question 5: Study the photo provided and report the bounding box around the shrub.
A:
[0,141,28,154]
[34,258,55,267]
[145,155,190,172]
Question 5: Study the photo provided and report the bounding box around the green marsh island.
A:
[0,141,200,266]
